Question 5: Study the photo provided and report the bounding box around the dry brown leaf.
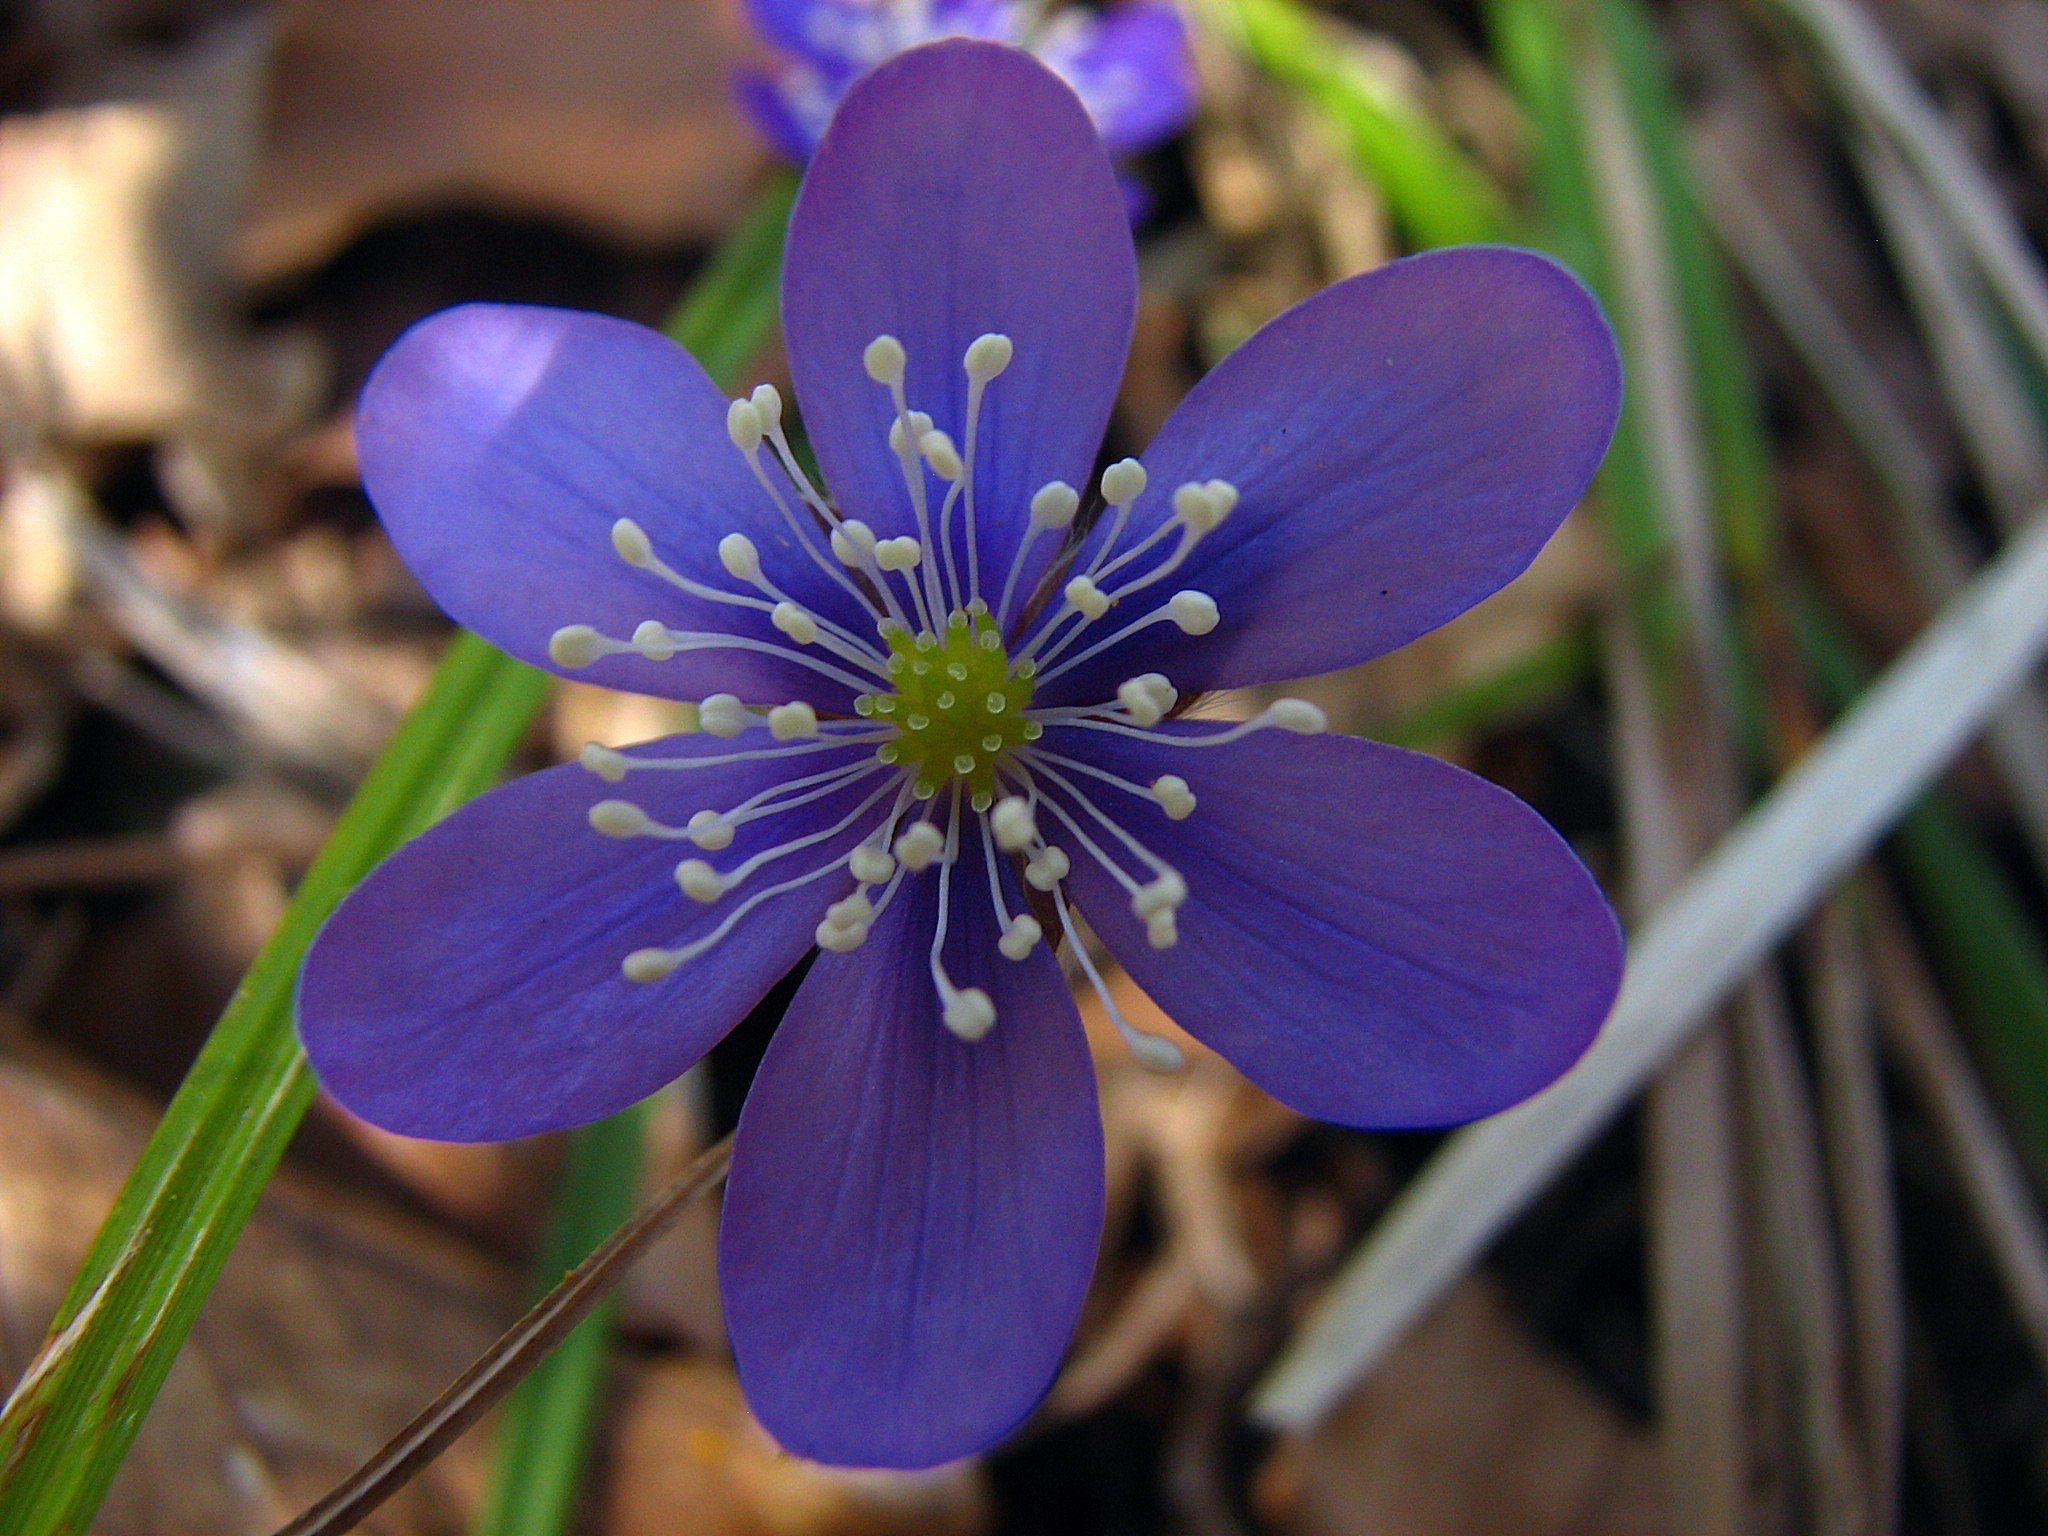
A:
[1262,1276,1668,1536]
[0,15,324,458]
[0,1051,509,1535]
[603,1358,993,1536]
[247,0,771,280]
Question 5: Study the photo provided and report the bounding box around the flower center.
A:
[859,605,1039,807]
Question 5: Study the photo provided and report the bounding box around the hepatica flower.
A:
[301,41,1623,1468]
[737,0,1192,162]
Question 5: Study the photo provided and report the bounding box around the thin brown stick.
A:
[270,1133,734,1536]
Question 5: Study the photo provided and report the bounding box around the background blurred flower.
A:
[735,0,1195,163]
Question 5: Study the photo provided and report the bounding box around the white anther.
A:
[1100,457,1147,505]
[964,332,1014,381]
[863,334,907,385]
[726,397,765,451]
[894,821,947,871]
[676,859,725,902]
[875,536,923,571]
[825,919,871,955]
[1267,698,1328,734]
[826,890,874,928]
[749,382,783,429]
[1130,1031,1186,1071]
[1152,774,1196,819]
[548,624,603,668]
[770,601,818,644]
[849,844,896,884]
[767,701,819,740]
[1145,910,1179,950]
[990,796,1037,852]
[588,799,651,837]
[999,914,1043,961]
[580,742,629,782]
[1025,845,1071,891]
[1172,480,1235,535]
[1117,672,1178,726]
[1065,576,1111,621]
[831,518,878,566]
[942,988,996,1041]
[1132,870,1187,919]
[623,949,678,982]
[816,918,868,952]
[920,430,962,480]
[886,411,935,455]
[1168,590,1220,635]
[698,693,749,738]
[718,533,762,581]
[611,518,654,566]
[1030,481,1080,528]
[632,619,676,660]
[687,809,734,850]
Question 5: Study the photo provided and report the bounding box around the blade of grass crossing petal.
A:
[0,175,797,1536]
[472,1101,650,1536]
[1197,0,1517,249]
[0,632,547,1535]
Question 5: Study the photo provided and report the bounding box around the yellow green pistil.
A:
[858,605,1039,806]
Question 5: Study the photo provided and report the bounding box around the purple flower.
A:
[299,40,1623,1469]
[736,0,1194,162]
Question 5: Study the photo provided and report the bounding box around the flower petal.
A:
[1037,1,1195,154]
[782,39,1135,595]
[1049,723,1621,1127]
[357,303,870,706]
[721,856,1103,1467]
[1037,247,1620,702]
[298,732,887,1140]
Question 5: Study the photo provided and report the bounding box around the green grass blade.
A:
[1198,0,1517,250]
[0,171,796,1536]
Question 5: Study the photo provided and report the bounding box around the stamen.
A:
[931,795,995,1040]
[1080,458,1147,583]
[768,701,819,740]
[674,773,904,904]
[990,794,1037,851]
[1045,698,1328,748]
[998,479,1079,627]
[978,813,1041,962]
[1016,755,1186,948]
[958,332,1012,604]
[1050,886,1184,1072]
[894,819,947,871]
[582,731,889,780]
[1032,589,1220,685]
[1115,672,1177,726]
[549,618,881,695]
[728,398,891,627]
[623,841,866,982]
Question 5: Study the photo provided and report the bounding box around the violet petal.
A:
[357,303,868,707]
[298,732,881,1140]
[1052,722,1621,1126]
[1037,247,1620,704]
[782,39,1135,594]
[721,856,1103,1466]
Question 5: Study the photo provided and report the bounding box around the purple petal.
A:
[298,731,887,1140]
[1037,248,1620,704]
[357,303,869,707]
[782,39,1135,596]
[1037,1,1195,155]
[721,856,1102,1467]
[1050,722,1621,1127]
